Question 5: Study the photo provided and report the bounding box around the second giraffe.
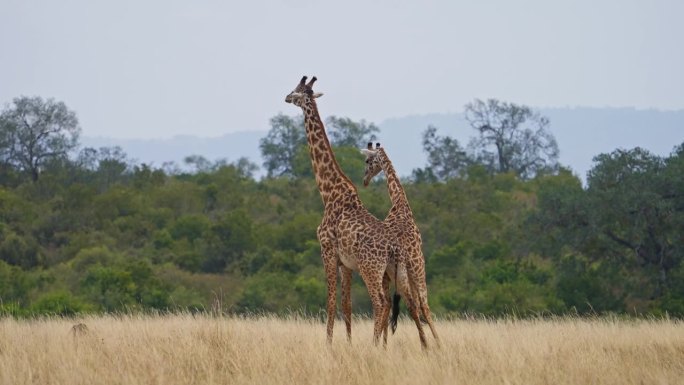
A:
[361,142,440,346]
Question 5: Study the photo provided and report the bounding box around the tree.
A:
[0,96,81,181]
[260,114,378,178]
[465,99,558,179]
[75,146,130,190]
[326,116,379,148]
[202,210,256,272]
[259,114,306,177]
[585,147,681,297]
[184,155,213,173]
[0,259,33,305]
[234,157,259,179]
[414,125,469,181]
[532,146,684,313]
[95,146,129,187]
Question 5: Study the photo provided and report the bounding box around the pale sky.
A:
[1,0,683,139]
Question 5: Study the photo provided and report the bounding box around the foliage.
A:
[0,96,81,181]
[414,125,469,182]
[30,291,93,316]
[326,115,379,147]
[530,144,684,315]
[259,114,306,177]
[465,98,559,179]
[0,102,682,318]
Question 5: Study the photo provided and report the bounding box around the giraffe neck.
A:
[300,98,357,206]
[379,149,414,220]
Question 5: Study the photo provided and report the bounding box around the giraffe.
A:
[285,76,428,347]
[361,142,440,345]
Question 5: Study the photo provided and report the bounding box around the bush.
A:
[0,260,33,304]
[30,291,92,316]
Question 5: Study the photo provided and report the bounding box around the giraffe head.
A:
[360,142,384,187]
[285,75,324,107]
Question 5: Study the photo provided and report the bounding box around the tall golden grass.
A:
[1,314,682,385]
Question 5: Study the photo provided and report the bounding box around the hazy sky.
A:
[1,0,683,139]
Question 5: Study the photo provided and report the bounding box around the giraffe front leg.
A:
[340,265,353,343]
[322,249,338,345]
[359,267,386,346]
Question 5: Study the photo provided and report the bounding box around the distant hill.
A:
[82,107,684,181]
[82,131,264,171]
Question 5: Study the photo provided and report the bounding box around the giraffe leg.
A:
[340,265,353,343]
[359,267,387,346]
[418,286,441,347]
[397,263,428,349]
[371,288,388,346]
[322,249,338,345]
[408,262,440,347]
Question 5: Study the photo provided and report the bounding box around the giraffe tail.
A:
[390,250,401,334]
[390,291,401,334]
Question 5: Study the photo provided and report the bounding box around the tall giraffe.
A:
[285,76,428,347]
[361,142,440,345]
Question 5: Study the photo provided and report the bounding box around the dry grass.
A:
[1,314,683,385]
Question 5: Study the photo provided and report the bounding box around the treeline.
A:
[0,96,682,317]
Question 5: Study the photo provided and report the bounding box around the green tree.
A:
[184,155,213,173]
[31,291,92,316]
[259,114,306,177]
[555,254,623,313]
[527,169,586,256]
[465,99,558,179]
[237,272,299,312]
[170,215,210,243]
[0,229,40,269]
[0,260,34,305]
[202,210,256,272]
[261,114,378,179]
[93,147,130,190]
[132,163,166,190]
[82,259,169,311]
[586,147,681,299]
[326,116,379,147]
[531,146,684,313]
[0,96,80,181]
[233,157,259,179]
[414,125,469,182]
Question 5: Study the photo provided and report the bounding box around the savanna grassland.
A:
[1,315,683,385]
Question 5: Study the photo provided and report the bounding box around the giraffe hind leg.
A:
[419,289,441,346]
[408,267,440,346]
[396,262,427,349]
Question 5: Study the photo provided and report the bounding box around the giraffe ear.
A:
[312,92,324,99]
[360,148,374,156]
